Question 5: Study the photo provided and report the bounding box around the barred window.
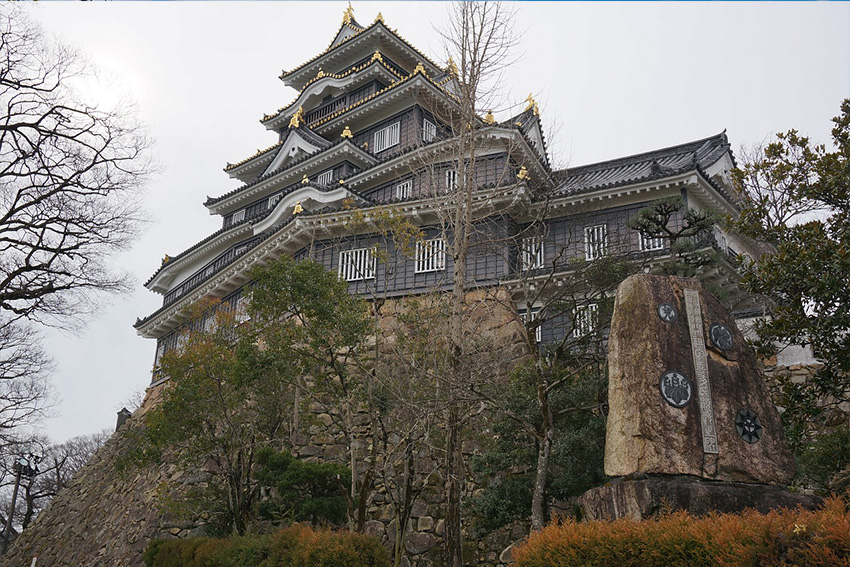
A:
[520,236,545,271]
[584,224,608,260]
[575,303,599,336]
[445,169,458,192]
[639,232,665,252]
[415,238,446,273]
[339,247,376,281]
[423,119,437,143]
[520,309,542,343]
[234,243,250,256]
[231,209,246,224]
[316,170,333,185]
[396,179,413,200]
[268,194,281,209]
[235,295,250,324]
[373,122,400,152]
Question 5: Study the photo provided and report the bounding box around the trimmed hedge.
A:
[513,495,850,567]
[144,525,390,567]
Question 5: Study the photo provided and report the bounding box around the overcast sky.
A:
[17,1,850,444]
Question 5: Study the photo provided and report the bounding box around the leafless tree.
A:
[0,429,109,542]
[1,7,152,327]
[0,7,151,481]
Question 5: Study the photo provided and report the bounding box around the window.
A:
[317,170,333,185]
[268,194,281,209]
[373,122,400,152]
[231,209,246,224]
[520,236,544,271]
[584,224,608,260]
[339,247,376,281]
[520,309,542,343]
[234,243,250,256]
[235,295,250,324]
[574,303,599,336]
[396,179,412,200]
[639,232,665,252]
[415,238,446,273]
[423,119,437,143]
[445,169,458,192]
[203,312,216,333]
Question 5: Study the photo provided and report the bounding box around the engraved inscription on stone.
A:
[657,303,678,323]
[736,409,762,444]
[659,371,692,408]
[684,289,719,454]
[710,323,734,351]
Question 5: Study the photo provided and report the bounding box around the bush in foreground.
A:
[513,495,850,567]
[144,524,389,567]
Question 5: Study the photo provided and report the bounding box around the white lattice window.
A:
[339,247,376,281]
[373,122,400,152]
[520,236,545,271]
[639,232,665,252]
[584,224,608,260]
[268,194,281,209]
[423,119,437,143]
[574,303,599,336]
[396,180,412,199]
[445,169,458,192]
[317,170,333,184]
[236,295,250,324]
[203,311,216,333]
[520,309,542,343]
[231,209,246,224]
[234,243,250,256]
[415,238,446,273]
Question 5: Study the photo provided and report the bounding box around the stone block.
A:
[578,475,822,521]
[605,274,794,485]
[417,516,434,531]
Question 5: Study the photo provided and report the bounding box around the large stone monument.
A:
[579,274,820,520]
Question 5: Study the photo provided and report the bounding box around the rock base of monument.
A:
[578,475,822,521]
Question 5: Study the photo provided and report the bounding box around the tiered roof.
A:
[555,132,733,197]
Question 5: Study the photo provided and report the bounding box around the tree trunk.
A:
[531,369,554,530]
[444,404,463,567]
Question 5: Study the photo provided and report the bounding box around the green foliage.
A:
[732,99,850,491]
[627,196,719,276]
[256,448,350,527]
[467,363,607,533]
[796,424,850,493]
[513,495,850,567]
[143,525,390,567]
[124,257,373,535]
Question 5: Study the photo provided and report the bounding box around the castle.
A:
[134,7,752,377]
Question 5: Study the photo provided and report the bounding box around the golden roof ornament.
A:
[293,201,304,215]
[162,254,172,266]
[484,110,496,125]
[301,174,309,184]
[517,166,530,181]
[342,2,354,24]
[289,106,304,129]
[374,12,384,24]
[371,50,383,62]
[524,93,539,116]
[446,56,458,77]
[413,62,425,75]
[317,68,325,78]
[341,126,353,138]
[339,179,346,185]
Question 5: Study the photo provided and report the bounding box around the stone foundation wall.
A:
[2,292,531,567]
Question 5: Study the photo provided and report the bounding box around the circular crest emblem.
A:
[736,409,762,443]
[659,371,692,408]
[710,323,734,351]
[657,303,678,323]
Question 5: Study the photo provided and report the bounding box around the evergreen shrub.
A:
[513,495,850,567]
[143,525,389,567]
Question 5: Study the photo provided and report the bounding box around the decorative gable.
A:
[262,129,328,177]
